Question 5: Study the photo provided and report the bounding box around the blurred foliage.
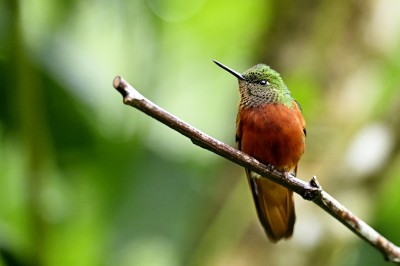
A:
[1,0,400,265]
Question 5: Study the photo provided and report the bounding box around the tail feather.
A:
[247,170,295,242]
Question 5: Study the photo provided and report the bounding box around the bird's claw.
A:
[267,163,276,172]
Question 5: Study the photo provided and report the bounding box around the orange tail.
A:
[246,170,295,242]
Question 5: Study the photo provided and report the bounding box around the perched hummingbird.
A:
[214,61,306,242]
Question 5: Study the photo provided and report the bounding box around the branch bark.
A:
[113,75,400,263]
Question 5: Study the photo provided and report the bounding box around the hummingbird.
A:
[214,60,306,242]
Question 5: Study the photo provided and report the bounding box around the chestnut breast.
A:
[237,101,306,172]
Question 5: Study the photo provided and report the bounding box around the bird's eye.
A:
[259,80,268,85]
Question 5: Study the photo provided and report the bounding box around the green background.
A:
[1,0,400,265]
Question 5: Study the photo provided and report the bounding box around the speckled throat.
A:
[238,82,293,108]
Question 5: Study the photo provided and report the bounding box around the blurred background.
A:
[1,0,400,265]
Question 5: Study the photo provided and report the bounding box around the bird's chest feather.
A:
[237,102,305,171]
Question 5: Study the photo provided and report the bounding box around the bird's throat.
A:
[239,89,292,108]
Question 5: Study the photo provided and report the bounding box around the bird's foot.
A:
[266,163,276,172]
[284,171,291,179]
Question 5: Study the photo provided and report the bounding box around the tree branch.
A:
[113,75,400,263]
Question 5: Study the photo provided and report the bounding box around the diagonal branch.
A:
[113,75,400,264]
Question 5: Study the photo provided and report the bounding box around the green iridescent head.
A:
[242,64,285,90]
[214,61,293,108]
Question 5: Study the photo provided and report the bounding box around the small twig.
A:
[113,75,400,263]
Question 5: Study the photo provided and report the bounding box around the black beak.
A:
[213,60,245,80]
